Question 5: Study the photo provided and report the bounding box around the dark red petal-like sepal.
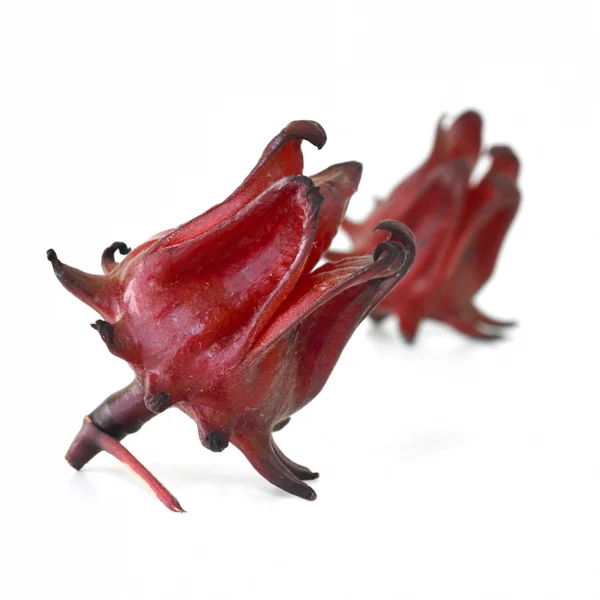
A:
[159,120,325,248]
[248,221,414,405]
[304,161,363,272]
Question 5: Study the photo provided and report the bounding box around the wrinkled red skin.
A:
[48,121,416,510]
[334,111,520,342]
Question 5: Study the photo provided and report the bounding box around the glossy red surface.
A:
[335,111,520,342]
[48,121,415,509]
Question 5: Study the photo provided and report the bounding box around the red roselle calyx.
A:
[48,121,416,511]
[335,110,520,342]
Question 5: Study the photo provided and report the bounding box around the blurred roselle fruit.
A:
[47,120,416,511]
[334,110,520,342]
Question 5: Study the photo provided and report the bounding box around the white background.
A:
[1,1,599,598]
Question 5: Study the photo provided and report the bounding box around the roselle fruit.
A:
[335,110,520,342]
[48,120,416,510]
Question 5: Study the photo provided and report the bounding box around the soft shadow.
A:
[393,431,466,459]
[84,463,313,500]
[365,320,397,344]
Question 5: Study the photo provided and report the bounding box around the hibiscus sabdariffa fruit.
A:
[336,111,520,342]
[48,121,415,511]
